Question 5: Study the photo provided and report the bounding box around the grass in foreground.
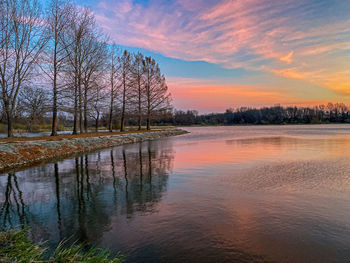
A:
[0,229,124,263]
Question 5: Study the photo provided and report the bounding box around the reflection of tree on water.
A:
[110,149,117,202]
[0,172,28,230]
[139,144,143,192]
[108,140,174,217]
[0,139,174,249]
[115,140,173,217]
[54,163,62,240]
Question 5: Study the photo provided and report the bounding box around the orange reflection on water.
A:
[172,137,297,170]
[173,135,350,172]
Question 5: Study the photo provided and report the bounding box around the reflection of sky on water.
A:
[0,140,173,251]
[2,125,350,262]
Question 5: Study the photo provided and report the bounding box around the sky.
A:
[75,0,350,112]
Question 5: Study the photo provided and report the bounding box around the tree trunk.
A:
[120,80,126,132]
[138,83,142,130]
[51,31,58,137]
[146,86,151,130]
[120,107,125,132]
[5,107,13,138]
[83,85,88,133]
[138,108,142,130]
[146,69,151,131]
[51,69,58,136]
[95,112,99,132]
[79,79,83,133]
[73,82,78,135]
[108,90,113,132]
[51,90,58,136]
[146,110,151,130]
[73,50,78,135]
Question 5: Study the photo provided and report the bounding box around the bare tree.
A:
[108,44,119,132]
[0,1,12,62]
[0,1,173,134]
[18,86,49,131]
[119,50,131,132]
[64,7,95,134]
[130,52,145,130]
[143,57,171,130]
[81,33,108,133]
[89,82,107,132]
[44,0,72,136]
[0,0,47,137]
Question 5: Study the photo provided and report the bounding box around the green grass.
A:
[0,123,28,133]
[0,122,175,134]
[0,123,7,133]
[125,125,176,130]
[0,229,124,263]
[0,229,45,262]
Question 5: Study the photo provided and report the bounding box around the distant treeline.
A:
[3,101,350,132]
[172,103,350,125]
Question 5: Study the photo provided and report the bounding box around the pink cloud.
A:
[94,0,299,65]
[94,0,349,71]
[91,0,350,104]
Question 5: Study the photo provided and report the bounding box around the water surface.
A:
[1,125,350,262]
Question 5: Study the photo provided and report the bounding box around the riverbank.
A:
[0,129,188,172]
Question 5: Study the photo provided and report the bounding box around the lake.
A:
[1,125,350,262]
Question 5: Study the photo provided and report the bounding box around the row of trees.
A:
[173,103,350,125]
[0,0,171,137]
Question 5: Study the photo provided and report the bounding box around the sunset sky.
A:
[76,0,350,112]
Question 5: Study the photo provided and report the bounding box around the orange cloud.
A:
[166,77,330,112]
[323,71,350,95]
[271,66,350,97]
[280,51,293,64]
[271,68,308,80]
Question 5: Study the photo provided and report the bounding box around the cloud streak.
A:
[90,0,350,108]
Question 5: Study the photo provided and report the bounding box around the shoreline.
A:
[177,123,350,127]
[0,129,188,173]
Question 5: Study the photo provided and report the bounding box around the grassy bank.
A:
[0,229,124,262]
[0,123,176,135]
[0,129,165,142]
[0,129,188,172]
